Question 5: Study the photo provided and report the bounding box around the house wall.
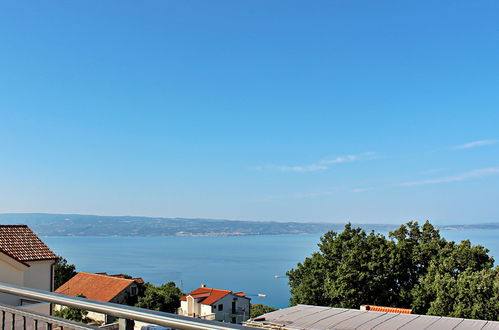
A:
[179,300,188,315]
[212,294,250,323]
[200,304,213,316]
[0,254,27,306]
[185,296,202,317]
[110,282,138,305]
[179,293,250,323]
[178,297,209,318]
[23,260,54,292]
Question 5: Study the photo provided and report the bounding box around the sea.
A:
[44,229,499,309]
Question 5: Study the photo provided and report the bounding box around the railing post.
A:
[118,318,134,330]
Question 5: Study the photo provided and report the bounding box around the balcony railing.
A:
[0,282,253,330]
[0,301,98,329]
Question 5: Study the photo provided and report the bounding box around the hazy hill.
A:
[0,213,496,237]
[0,213,392,236]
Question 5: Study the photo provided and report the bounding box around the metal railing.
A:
[0,302,98,329]
[0,282,253,330]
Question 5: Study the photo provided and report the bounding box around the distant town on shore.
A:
[0,213,497,237]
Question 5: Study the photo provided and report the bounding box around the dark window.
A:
[131,287,137,296]
[218,304,223,311]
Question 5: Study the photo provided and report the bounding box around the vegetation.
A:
[250,304,277,318]
[53,294,88,322]
[135,282,183,313]
[54,256,77,289]
[287,221,498,321]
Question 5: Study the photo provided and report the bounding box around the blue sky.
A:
[0,1,497,224]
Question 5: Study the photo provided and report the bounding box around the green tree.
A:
[250,304,277,318]
[412,239,495,316]
[421,268,499,320]
[135,282,183,313]
[54,256,77,290]
[288,221,498,321]
[288,224,399,308]
[53,294,88,322]
[388,221,446,307]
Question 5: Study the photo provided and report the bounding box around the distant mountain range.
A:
[0,213,497,237]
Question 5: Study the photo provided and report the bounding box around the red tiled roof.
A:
[363,305,412,314]
[0,225,57,264]
[55,272,135,302]
[180,287,239,305]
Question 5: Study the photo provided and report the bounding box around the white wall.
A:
[212,294,250,323]
[179,300,188,315]
[23,260,54,292]
[200,304,213,316]
[179,297,212,318]
[0,254,27,306]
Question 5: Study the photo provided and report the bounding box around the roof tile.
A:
[55,272,135,302]
[363,305,413,314]
[0,225,57,262]
[180,287,234,305]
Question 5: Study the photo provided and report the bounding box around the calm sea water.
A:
[44,229,498,308]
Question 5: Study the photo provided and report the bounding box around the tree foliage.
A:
[287,221,498,321]
[250,304,277,318]
[53,294,88,322]
[421,267,499,320]
[54,256,77,290]
[135,282,183,313]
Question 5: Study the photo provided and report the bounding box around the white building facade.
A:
[179,285,250,324]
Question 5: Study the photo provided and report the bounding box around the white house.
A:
[0,225,58,313]
[178,285,251,324]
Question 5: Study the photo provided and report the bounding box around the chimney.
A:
[201,284,206,288]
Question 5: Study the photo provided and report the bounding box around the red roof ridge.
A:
[201,287,231,292]
[361,305,412,314]
[79,272,135,283]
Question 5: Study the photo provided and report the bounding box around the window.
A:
[131,287,137,296]
[218,304,223,311]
